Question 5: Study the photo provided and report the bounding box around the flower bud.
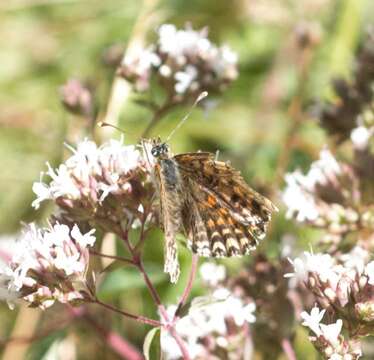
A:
[355,301,374,322]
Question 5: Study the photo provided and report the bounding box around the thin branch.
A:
[168,327,191,360]
[90,249,134,266]
[119,213,191,359]
[175,254,198,318]
[121,228,167,317]
[95,299,161,327]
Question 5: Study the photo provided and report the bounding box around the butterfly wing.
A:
[182,180,259,257]
[153,161,183,283]
[175,152,277,256]
[175,153,278,238]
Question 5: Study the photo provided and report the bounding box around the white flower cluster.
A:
[287,247,374,291]
[121,24,238,98]
[283,148,342,222]
[282,148,359,240]
[287,246,374,355]
[301,306,362,360]
[161,288,256,359]
[0,223,96,309]
[32,138,145,210]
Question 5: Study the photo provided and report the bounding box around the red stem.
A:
[106,332,143,360]
[120,223,191,359]
[70,307,144,360]
[281,338,297,360]
[175,254,198,318]
[121,229,170,321]
[168,327,191,360]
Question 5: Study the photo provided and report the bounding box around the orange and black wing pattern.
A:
[175,152,278,257]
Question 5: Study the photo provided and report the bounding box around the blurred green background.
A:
[0,0,373,359]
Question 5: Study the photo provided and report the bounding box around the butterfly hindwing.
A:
[183,179,259,257]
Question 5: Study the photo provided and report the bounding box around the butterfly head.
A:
[151,139,170,160]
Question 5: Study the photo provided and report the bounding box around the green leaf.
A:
[98,263,166,299]
[143,327,162,360]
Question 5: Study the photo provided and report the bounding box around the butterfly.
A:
[149,138,278,283]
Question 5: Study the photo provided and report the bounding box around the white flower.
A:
[125,47,160,71]
[301,306,326,336]
[365,261,374,285]
[340,246,369,274]
[320,319,342,347]
[158,24,179,55]
[174,65,198,94]
[161,289,255,359]
[311,148,341,183]
[329,354,343,360]
[71,225,96,247]
[159,64,172,77]
[282,171,319,222]
[286,251,335,283]
[282,148,342,223]
[240,302,256,324]
[199,262,226,286]
[350,126,372,150]
[31,182,52,209]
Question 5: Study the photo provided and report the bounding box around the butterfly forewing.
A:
[174,153,277,240]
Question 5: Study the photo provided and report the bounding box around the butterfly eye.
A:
[151,147,159,157]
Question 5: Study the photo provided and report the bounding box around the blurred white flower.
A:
[161,289,256,359]
[0,235,20,305]
[119,23,238,98]
[366,261,374,285]
[301,306,348,357]
[282,148,358,234]
[286,251,336,283]
[340,246,369,274]
[174,65,198,94]
[350,126,372,150]
[320,319,342,347]
[287,247,373,289]
[301,306,326,336]
[282,171,319,222]
[199,262,226,286]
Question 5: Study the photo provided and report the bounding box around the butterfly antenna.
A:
[98,121,133,135]
[165,91,208,142]
[141,138,153,169]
